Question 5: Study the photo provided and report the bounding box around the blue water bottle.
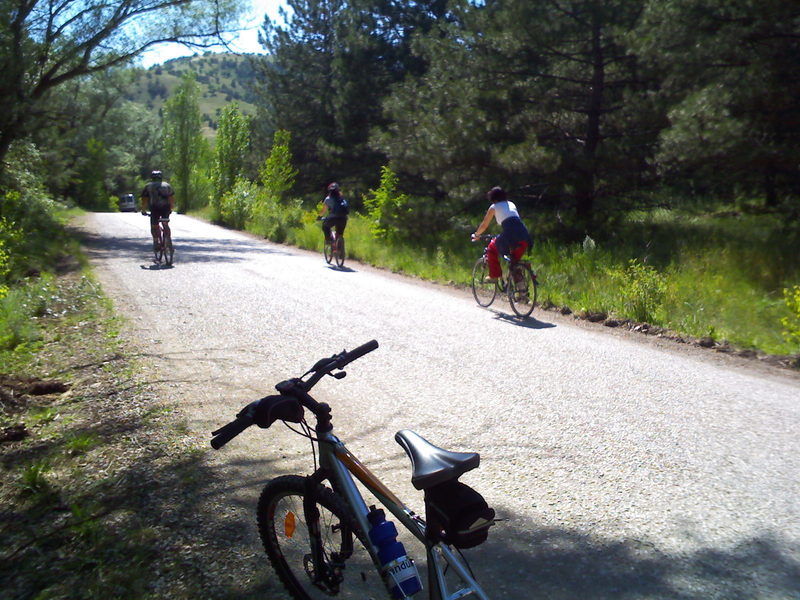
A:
[367,506,422,598]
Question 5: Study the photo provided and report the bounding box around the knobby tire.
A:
[257,475,388,600]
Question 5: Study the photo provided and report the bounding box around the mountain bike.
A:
[320,217,346,268]
[471,235,537,317]
[143,212,173,266]
[211,340,494,600]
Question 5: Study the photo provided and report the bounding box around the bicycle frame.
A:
[314,428,490,600]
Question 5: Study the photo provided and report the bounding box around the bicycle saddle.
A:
[395,429,480,490]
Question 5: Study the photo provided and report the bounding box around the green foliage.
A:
[18,460,54,499]
[0,275,56,351]
[248,192,304,245]
[72,138,116,211]
[259,129,297,204]
[163,73,204,212]
[608,259,667,323]
[364,166,408,239]
[211,103,250,213]
[363,165,446,242]
[219,178,256,230]
[0,172,64,283]
[782,286,800,348]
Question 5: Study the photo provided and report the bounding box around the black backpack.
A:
[331,195,349,216]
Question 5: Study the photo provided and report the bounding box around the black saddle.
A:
[394,429,480,490]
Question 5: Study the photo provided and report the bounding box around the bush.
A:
[782,285,800,348]
[248,190,304,244]
[219,178,256,230]
[608,258,667,323]
[364,166,449,243]
[0,275,55,351]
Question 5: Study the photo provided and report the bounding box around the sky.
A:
[139,0,290,67]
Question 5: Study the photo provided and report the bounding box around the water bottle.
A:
[367,506,422,598]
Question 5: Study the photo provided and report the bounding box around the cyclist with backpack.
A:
[318,182,349,244]
[140,170,175,253]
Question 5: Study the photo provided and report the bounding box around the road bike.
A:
[143,212,174,266]
[211,340,494,600]
[320,217,346,268]
[471,235,538,317]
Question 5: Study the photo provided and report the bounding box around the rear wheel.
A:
[153,232,164,263]
[507,264,537,317]
[335,237,346,268]
[258,475,387,600]
[164,234,174,266]
[471,257,497,307]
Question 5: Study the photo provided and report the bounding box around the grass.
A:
[273,205,800,357]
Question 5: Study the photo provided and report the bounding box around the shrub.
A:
[608,258,667,323]
[781,285,800,348]
[219,178,256,229]
[249,189,304,244]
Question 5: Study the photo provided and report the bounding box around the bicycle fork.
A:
[302,469,353,594]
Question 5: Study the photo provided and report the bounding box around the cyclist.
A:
[471,186,533,284]
[140,170,175,253]
[318,182,349,245]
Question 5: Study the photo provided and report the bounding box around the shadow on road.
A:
[202,453,800,599]
[326,264,357,273]
[489,309,557,330]
[76,228,296,266]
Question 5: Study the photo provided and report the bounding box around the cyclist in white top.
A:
[471,186,533,280]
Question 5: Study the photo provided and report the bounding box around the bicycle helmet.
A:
[150,170,163,181]
[327,182,340,192]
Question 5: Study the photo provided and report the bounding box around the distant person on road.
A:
[318,182,349,244]
[140,170,175,252]
[471,186,533,282]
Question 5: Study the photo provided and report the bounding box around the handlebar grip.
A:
[343,339,379,365]
[210,416,253,449]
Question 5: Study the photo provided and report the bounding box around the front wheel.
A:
[257,475,388,600]
[335,237,346,268]
[472,257,497,307]
[323,239,333,264]
[507,264,537,317]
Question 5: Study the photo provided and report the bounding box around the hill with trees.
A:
[128,53,260,139]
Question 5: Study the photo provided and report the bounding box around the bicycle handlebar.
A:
[210,340,379,449]
[210,414,253,449]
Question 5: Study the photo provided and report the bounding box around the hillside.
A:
[128,53,262,139]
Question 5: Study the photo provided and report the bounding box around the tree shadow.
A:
[75,228,296,266]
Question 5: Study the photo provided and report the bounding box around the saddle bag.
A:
[424,480,495,549]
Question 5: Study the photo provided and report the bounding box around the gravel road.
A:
[78,213,799,599]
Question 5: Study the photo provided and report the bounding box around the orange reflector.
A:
[284,511,297,538]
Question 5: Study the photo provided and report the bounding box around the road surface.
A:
[77,213,800,599]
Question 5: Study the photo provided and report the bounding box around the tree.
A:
[211,103,251,214]
[259,129,298,205]
[0,0,246,167]
[377,0,653,234]
[163,73,203,212]
[632,0,800,206]
[254,0,449,198]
